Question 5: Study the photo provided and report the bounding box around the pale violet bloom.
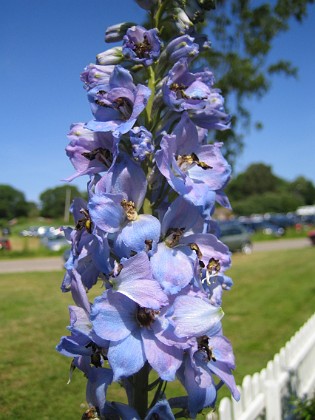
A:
[123,25,161,66]
[86,66,151,135]
[155,113,231,212]
[88,154,161,258]
[163,58,230,130]
[65,122,119,181]
[90,253,183,382]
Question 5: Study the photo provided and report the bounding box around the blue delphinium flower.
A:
[123,25,161,66]
[65,123,119,181]
[163,58,230,130]
[155,113,231,211]
[86,65,151,135]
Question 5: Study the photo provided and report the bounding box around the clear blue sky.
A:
[1,1,314,203]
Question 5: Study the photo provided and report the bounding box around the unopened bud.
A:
[96,46,123,65]
[105,22,135,43]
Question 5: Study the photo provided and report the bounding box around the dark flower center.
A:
[197,335,216,362]
[121,199,138,221]
[136,307,159,328]
[170,83,207,101]
[189,242,203,262]
[113,97,133,120]
[81,406,100,420]
[82,147,113,168]
[133,35,152,59]
[94,90,108,107]
[207,258,221,275]
[76,208,92,233]
[170,83,189,99]
[85,342,107,368]
[165,227,185,247]
[95,90,133,120]
[176,153,212,172]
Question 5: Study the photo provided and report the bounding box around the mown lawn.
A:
[0,247,314,419]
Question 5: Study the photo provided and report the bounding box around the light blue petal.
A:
[171,295,224,338]
[88,193,125,233]
[91,292,138,341]
[145,400,175,420]
[142,329,183,381]
[108,329,146,381]
[161,196,201,236]
[115,214,161,257]
[86,367,113,414]
[150,243,194,294]
[182,356,217,417]
[114,252,168,309]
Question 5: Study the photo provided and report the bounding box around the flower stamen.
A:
[121,199,138,221]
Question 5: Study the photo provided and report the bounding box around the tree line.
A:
[0,185,86,220]
[226,163,315,215]
[0,164,314,220]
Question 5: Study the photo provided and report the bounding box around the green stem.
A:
[130,362,150,418]
[153,0,166,29]
[146,66,156,126]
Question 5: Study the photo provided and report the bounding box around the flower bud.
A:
[166,35,199,62]
[173,8,194,34]
[130,126,154,161]
[96,46,123,65]
[80,63,115,90]
[105,22,135,43]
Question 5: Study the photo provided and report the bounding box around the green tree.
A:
[0,184,30,220]
[39,185,84,218]
[232,191,304,215]
[226,163,286,201]
[289,176,315,204]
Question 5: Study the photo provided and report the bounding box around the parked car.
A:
[240,220,285,237]
[0,238,11,251]
[218,221,253,254]
[19,226,41,237]
[40,229,70,251]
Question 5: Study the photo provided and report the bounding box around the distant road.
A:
[0,257,64,273]
[0,238,312,273]
[253,238,310,252]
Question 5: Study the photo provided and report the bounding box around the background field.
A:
[0,247,314,418]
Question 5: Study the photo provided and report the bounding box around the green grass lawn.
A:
[0,247,314,418]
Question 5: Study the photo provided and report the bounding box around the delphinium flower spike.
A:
[57,1,240,418]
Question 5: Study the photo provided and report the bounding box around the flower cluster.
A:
[58,1,240,419]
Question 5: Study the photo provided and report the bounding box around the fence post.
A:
[265,379,282,420]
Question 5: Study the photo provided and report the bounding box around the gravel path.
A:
[0,238,312,273]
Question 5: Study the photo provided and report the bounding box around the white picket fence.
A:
[208,313,315,420]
